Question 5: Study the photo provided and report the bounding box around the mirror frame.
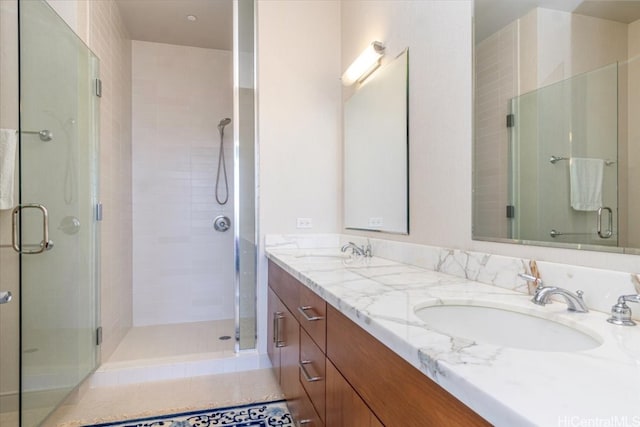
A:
[343,49,410,235]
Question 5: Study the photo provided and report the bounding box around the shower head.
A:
[218,118,231,131]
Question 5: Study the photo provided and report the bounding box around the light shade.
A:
[341,41,385,86]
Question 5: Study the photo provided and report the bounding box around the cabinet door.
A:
[267,287,282,382]
[326,360,382,427]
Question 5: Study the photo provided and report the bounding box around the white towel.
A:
[570,157,604,211]
[0,129,17,210]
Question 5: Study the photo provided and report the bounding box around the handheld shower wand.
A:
[215,118,231,205]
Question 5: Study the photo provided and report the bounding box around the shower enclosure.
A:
[0,0,258,425]
[508,62,618,246]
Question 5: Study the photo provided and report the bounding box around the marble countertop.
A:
[265,247,640,426]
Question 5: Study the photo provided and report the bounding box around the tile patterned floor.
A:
[43,369,283,427]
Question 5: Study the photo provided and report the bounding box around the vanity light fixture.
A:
[341,41,385,86]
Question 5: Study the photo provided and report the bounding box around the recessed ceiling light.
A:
[187,15,197,22]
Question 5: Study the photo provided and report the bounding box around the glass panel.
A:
[509,63,618,246]
[19,1,99,425]
[235,0,256,350]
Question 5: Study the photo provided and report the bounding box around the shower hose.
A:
[215,122,229,205]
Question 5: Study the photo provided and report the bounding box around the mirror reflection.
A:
[473,0,640,253]
[344,49,409,234]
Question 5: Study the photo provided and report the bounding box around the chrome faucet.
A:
[607,294,640,326]
[341,241,372,258]
[518,273,589,313]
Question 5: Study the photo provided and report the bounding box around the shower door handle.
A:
[597,207,613,239]
[12,204,54,254]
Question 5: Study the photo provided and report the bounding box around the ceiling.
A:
[475,0,640,43]
[115,0,233,50]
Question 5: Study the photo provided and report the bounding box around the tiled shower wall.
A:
[131,41,234,326]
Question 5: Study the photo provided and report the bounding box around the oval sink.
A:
[414,304,600,352]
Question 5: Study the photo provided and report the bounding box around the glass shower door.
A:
[509,63,618,246]
[19,1,99,425]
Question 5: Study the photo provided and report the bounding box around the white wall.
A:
[257,1,341,236]
[132,41,234,326]
[256,0,341,351]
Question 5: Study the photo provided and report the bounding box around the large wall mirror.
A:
[344,49,409,234]
[473,0,640,254]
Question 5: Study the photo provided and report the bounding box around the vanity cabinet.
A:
[268,262,327,426]
[267,260,488,427]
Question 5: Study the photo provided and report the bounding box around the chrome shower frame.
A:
[232,0,258,354]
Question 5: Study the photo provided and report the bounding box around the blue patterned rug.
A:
[83,400,293,427]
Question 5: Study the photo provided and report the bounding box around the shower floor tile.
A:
[106,319,236,363]
[43,369,283,427]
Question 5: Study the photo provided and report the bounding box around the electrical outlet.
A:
[368,217,384,227]
[296,218,313,229]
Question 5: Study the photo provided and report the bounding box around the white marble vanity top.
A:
[265,247,640,426]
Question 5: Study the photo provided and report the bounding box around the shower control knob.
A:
[214,215,231,232]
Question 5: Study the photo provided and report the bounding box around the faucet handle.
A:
[576,290,584,300]
[364,239,372,258]
[518,273,544,290]
[607,294,640,326]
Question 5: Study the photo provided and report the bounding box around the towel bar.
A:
[16,129,53,142]
[549,155,615,166]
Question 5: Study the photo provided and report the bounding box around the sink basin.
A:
[414,304,600,352]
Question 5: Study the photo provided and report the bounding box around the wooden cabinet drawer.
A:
[299,329,326,422]
[297,285,326,352]
[296,390,325,427]
[268,262,299,314]
[286,377,324,427]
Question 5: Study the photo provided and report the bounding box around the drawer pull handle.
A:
[274,312,285,348]
[300,360,322,382]
[297,420,312,426]
[298,306,324,322]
